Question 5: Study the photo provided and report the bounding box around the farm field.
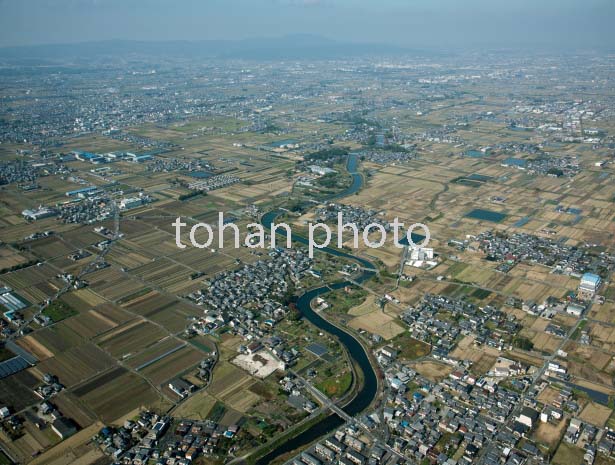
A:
[75,367,170,423]
[96,319,168,359]
[35,342,116,388]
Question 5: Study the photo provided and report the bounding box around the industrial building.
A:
[578,272,601,300]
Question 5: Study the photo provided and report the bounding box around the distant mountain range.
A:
[0,34,427,62]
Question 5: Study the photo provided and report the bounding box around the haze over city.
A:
[0,0,613,50]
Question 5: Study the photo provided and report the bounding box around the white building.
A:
[566,303,585,317]
[22,206,55,221]
[308,165,336,176]
[120,196,144,210]
[579,273,601,299]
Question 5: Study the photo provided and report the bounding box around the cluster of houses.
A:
[355,149,417,165]
[145,157,216,174]
[315,203,388,232]
[501,154,580,177]
[57,196,114,223]
[291,424,387,465]
[94,410,241,465]
[318,337,607,465]
[401,294,520,360]
[520,296,586,319]
[0,159,71,186]
[293,344,545,465]
[34,373,65,399]
[475,231,614,278]
[283,284,615,465]
[281,374,318,414]
[186,174,240,192]
[186,248,313,336]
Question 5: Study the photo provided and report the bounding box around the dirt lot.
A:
[537,386,561,406]
[410,360,453,382]
[172,391,217,420]
[348,311,405,341]
[565,342,613,372]
[552,440,586,465]
[579,401,613,427]
[531,332,561,353]
[348,295,378,316]
[449,335,500,375]
[232,351,284,379]
[533,418,567,452]
[29,422,105,465]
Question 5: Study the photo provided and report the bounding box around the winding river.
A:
[255,154,380,464]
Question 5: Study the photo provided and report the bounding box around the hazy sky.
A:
[0,0,613,50]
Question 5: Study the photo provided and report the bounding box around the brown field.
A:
[16,334,55,360]
[0,264,62,303]
[450,335,500,375]
[96,319,167,359]
[92,303,134,326]
[59,288,107,309]
[121,291,200,333]
[219,408,244,427]
[52,391,97,428]
[0,370,41,411]
[348,311,405,341]
[565,342,613,372]
[140,345,204,386]
[533,418,567,451]
[347,295,378,316]
[588,301,615,324]
[579,401,612,427]
[209,361,253,399]
[61,309,118,339]
[537,386,561,406]
[72,366,127,397]
[105,242,155,269]
[88,267,148,302]
[0,246,28,270]
[531,332,561,353]
[28,323,85,355]
[125,337,182,369]
[127,257,195,294]
[225,388,261,413]
[172,390,217,420]
[410,360,454,382]
[588,322,615,352]
[28,236,74,260]
[36,342,116,388]
[29,422,105,465]
[77,369,169,423]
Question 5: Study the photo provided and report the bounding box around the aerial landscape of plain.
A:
[0,1,614,465]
